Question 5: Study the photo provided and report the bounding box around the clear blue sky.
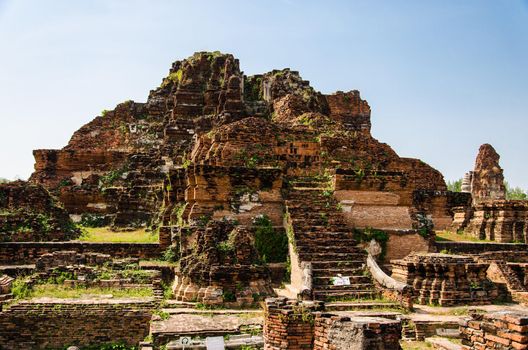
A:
[1,0,527,188]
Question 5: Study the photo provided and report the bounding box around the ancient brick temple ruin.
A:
[451,144,528,242]
[9,51,462,306]
[2,51,528,349]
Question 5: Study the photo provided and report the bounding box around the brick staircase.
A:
[284,176,377,302]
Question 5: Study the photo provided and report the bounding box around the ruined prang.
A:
[451,144,528,242]
[470,143,506,204]
[27,52,453,304]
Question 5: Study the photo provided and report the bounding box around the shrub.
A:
[253,215,288,263]
[11,278,32,299]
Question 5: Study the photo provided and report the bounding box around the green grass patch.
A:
[435,230,492,243]
[78,227,158,243]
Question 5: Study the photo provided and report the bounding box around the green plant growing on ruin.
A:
[167,69,183,84]
[165,172,172,193]
[153,310,170,320]
[162,245,179,262]
[98,270,112,280]
[222,290,236,302]
[196,214,212,228]
[354,167,365,182]
[120,269,152,284]
[71,342,138,350]
[354,227,389,261]
[217,241,235,263]
[171,202,187,227]
[98,166,128,190]
[196,302,226,310]
[253,215,288,263]
[101,109,110,117]
[47,269,75,284]
[322,189,333,197]
[239,346,258,350]
[298,114,315,126]
[213,204,225,211]
[15,223,33,233]
[160,281,172,299]
[320,213,329,226]
[284,211,297,253]
[36,213,53,233]
[79,213,106,228]
[181,158,191,169]
[11,278,32,299]
[284,255,292,283]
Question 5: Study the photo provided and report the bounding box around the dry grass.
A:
[78,227,159,243]
[400,341,432,349]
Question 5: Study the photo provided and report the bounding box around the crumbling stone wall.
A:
[173,220,275,306]
[0,180,78,241]
[263,298,402,350]
[452,201,528,242]
[264,298,323,350]
[460,311,528,349]
[391,253,496,306]
[0,241,160,264]
[314,314,402,350]
[35,250,113,271]
[0,301,154,349]
[384,230,432,263]
[434,241,528,255]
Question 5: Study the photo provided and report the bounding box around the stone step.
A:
[294,238,358,246]
[286,197,336,205]
[325,301,401,312]
[290,186,329,191]
[313,275,371,286]
[292,224,348,232]
[291,217,345,225]
[286,191,332,198]
[313,283,375,292]
[0,293,13,302]
[290,181,328,188]
[313,290,378,301]
[298,252,365,261]
[296,245,364,255]
[312,267,365,276]
[295,229,354,236]
[311,260,366,269]
[286,206,341,214]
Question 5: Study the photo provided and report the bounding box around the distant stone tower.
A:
[470,144,506,203]
[461,172,473,193]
